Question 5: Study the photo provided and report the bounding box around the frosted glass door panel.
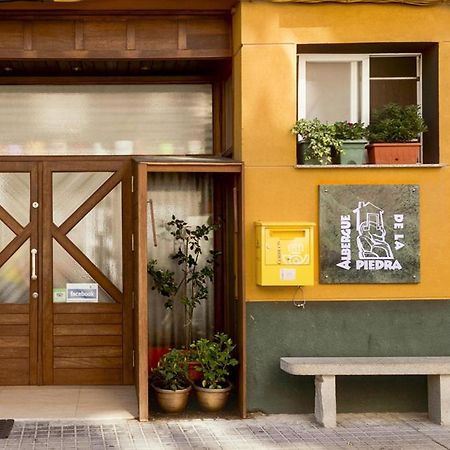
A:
[67,184,123,291]
[53,172,113,226]
[0,173,30,227]
[147,173,214,348]
[0,85,213,155]
[0,221,15,253]
[0,241,29,304]
[53,240,114,303]
[306,62,357,122]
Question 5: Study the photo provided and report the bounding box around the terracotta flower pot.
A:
[194,382,232,412]
[148,346,170,370]
[188,361,203,383]
[367,142,420,164]
[152,383,192,414]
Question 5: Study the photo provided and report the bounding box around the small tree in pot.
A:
[190,333,238,412]
[150,349,191,413]
[147,215,220,349]
[366,103,427,164]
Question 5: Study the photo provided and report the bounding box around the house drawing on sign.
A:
[353,201,394,260]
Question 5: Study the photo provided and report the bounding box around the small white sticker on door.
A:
[280,268,296,281]
[53,288,66,303]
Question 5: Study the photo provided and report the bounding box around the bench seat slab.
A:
[281,357,450,376]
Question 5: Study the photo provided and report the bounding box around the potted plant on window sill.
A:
[291,118,343,165]
[150,348,192,414]
[334,121,368,165]
[190,333,238,412]
[366,103,427,164]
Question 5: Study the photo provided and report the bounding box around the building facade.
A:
[0,0,448,420]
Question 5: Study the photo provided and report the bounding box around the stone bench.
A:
[280,356,450,428]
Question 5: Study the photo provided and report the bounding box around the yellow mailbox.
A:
[255,222,315,286]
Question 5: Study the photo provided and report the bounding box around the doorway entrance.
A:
[0,159,133,385]
[133,159,245,420]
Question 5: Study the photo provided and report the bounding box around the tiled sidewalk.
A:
[1,413,450,449]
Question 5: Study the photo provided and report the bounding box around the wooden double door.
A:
[0,160,133,385]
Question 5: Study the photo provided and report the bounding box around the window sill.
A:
[294,164,446,169]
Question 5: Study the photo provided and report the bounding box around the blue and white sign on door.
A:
[66,283,99,303]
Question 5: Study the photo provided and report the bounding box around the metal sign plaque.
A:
[320,184,420,284]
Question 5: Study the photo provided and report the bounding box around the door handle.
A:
[148,198,158,247]
[31,248,37,280]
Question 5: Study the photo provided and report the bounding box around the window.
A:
[0,84,213,156]
[297,50,437,164]
[298,54,370,124]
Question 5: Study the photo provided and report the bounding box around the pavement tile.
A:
[1,413,450,449]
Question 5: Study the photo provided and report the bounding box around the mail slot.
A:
[255,222,315,286]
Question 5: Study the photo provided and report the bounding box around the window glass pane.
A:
[0,85,213,156]
[0,240,29,304]
[305,62,360,122]
[53,172,113,226]
[53,240,114,303]
[370,57,417,78]
[0,173,30,227]
[0,221,15,253]
[67,184,123,291]
[370,79,418,116]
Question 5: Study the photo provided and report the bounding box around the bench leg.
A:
[428,375,450,425]
[314,375,336,428]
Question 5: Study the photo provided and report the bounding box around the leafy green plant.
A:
[367,103,427,143]
[334,121,367,141]
[291,118,343,163]
[147,216,220,348]
[150,349,190,391]
[191,333,238,389]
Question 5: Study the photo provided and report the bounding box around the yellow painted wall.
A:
[233,2,450,301]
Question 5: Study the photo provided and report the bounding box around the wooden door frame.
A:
[0,161,39,384]
[133,159,245,421]
[40,158,133,385]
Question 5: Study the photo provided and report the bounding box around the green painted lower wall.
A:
[246,300,450,413]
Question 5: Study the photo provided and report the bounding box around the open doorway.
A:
[133,159,245,421]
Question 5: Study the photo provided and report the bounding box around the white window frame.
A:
[298,54,370,124]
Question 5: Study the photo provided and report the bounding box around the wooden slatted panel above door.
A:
[0,15,231,60]
[53,303,123,385]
